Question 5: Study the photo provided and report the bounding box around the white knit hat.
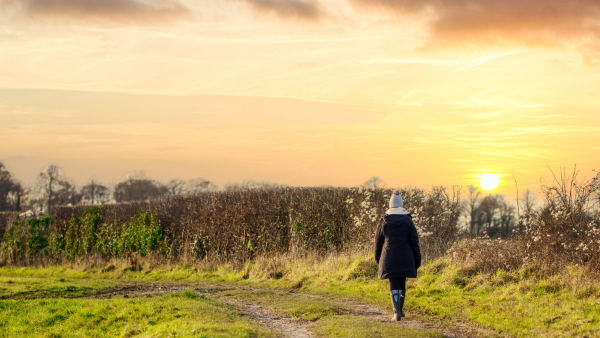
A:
[389,190,403,208]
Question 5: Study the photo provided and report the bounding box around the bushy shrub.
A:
[1,215,51,263]
[522,169,600,270]
[448,238,523,273]
[62,206,102,258]
[119,211,167,257]
[49,207,170,260]
[94,222,121,257]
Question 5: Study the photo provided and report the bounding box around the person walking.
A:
[374,190,421,321]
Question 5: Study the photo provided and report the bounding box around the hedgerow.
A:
[1,186,461,265]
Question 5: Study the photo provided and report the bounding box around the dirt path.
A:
[215,296,313,338]
[277,289,491,338]
[199,283,489,338]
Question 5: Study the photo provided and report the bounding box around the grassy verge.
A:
[407,260,600,337]
[0,290,276,338]
[1,251,599,337]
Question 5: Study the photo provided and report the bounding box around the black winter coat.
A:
[374,213,422,279]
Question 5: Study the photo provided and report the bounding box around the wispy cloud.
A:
[3,0,191,23]
[365,50,523,70]
[240,0,320,19]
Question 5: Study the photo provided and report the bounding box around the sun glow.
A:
[478,173,501,191]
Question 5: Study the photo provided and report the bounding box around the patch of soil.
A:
[86,284,186,299]
[216,297,313,338]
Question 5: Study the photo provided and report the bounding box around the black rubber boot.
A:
[390,290,405,321]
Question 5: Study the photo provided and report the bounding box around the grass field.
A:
[0,267,440,337]
[0,281,275,337]
[1,252,599,337]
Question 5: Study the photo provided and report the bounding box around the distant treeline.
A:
[462,185,530,238]
[0,162,283,215]
[1,162,530,238]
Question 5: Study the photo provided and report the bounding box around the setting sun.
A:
[478,173,501,191]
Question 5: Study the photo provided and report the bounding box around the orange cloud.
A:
[355,0,600,47]
[3,0,191,23]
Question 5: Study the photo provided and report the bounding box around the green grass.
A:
[1,253,599,337]
[0,265,440,338]
[0,289,276,338]
[407,260,600,337]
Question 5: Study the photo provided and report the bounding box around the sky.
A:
[1,0,600,197]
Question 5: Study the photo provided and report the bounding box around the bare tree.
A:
[523,189,536,215]
[225,180,279,191]
[8,183,26,212]
[0,163,22,211]
[31,164,75,214]
[364,176,383,189]
[495,195,516,237]
[165,178,219,195]
[81,179,112,205]
[113,175,167,202]
[59,180,81,206]
[166,179,189,195]
[189,178,218,193]
[479,194,500,234]
[465,185,482,235]
[465,193,517,238]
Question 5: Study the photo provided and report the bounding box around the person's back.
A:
[374,190,421,321]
